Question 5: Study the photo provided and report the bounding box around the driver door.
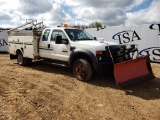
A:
[49,29,70,61]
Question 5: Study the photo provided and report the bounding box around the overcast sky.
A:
[0,0,159,28]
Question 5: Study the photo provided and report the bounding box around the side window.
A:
[51,30,67,41]
[42,29,50,41]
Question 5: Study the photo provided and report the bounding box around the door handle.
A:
[48,44,50,48]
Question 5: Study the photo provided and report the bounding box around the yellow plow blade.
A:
[114,55,155,87]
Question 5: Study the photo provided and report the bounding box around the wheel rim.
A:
[75,63,85,78]
[18,53,23,65]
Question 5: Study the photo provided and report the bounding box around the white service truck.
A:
[8,22,154,86]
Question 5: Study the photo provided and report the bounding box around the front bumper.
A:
[93,61,114,72]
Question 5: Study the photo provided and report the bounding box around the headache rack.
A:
[8,19,45,34]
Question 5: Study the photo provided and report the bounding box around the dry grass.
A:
[0,53,160,120]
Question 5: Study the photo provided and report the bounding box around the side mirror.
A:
[55,36,62,44]
[55,36,69,44]
[94,37,97,40]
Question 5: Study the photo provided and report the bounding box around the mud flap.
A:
[114,55,155,87]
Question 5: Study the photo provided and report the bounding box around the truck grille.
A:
[105,45,124,63]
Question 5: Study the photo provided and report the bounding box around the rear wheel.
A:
[17,52,27,66]
[73,59,92,81]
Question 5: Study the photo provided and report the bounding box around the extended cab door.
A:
[39,29,52,58]
[49,29,70,61]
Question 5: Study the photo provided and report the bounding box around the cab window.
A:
[50,30,67,41]
[42,29,50,41]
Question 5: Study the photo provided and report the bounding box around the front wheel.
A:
[73,59,92,81]
[17,52,27,66]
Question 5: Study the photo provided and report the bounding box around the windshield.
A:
[65,29,94,41]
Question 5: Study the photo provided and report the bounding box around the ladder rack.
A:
[8,19,45,32]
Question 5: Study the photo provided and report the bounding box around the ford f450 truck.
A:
[8,21,155,87]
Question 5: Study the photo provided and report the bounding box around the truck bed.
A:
[8,30,42,59]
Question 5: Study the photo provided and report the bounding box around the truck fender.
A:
[10,48,23,60]
[69,48,97,67]
[16,48,23,55]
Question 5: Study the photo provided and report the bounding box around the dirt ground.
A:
[0,53,160,120]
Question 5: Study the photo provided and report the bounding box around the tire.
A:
[17,52,27,66]
[73,59,92,81]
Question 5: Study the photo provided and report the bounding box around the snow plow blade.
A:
[114,55,155,87]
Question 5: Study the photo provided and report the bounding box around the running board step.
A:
[42,60,68,67]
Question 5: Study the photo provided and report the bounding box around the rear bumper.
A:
[93,61,113,72]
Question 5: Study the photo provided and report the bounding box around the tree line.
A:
[88,22,103,28]
[67,22,103,29]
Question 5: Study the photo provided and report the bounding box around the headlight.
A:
[96,51,103,55]
[98,57,102,61]
[96,51,105,61]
